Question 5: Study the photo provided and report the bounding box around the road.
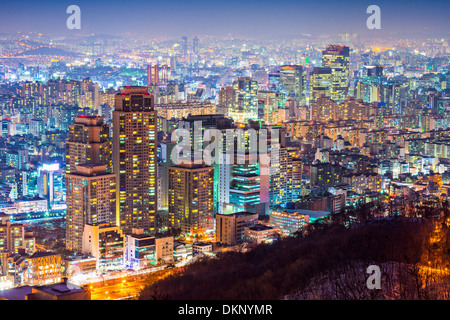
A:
[89,268,176,300]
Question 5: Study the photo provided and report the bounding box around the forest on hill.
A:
[140,203,450,300]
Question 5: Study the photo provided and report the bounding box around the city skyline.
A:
[0,0,449,304]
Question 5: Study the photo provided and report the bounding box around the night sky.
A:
[0,0,449,39]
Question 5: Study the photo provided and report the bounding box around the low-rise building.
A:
[125,229,156,269]
[155,237,174,264]
[269,210,310,235]
[82,223,125,271]
[173,241,193,261]
[193,242,213,254]
[244,225,276,244]
[215,212,258,245]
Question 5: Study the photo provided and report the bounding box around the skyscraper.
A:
[147,64,159,86]
[280,65,304,103]
[65,115,112,174]
[113,87,157,236]
[181,36,188,56]
[168,163,214,236]
[321,45,350,103]
[65,116,115,253]
[193,36,199,55]
[65,164,116,253]
[229,77,259,123]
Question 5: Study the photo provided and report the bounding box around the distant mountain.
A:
[17,47,79,57]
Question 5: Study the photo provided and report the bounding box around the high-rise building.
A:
[309,67,333,104]
[157,142,176,211]
[257,91,287,124]
[269,146,303,207]
[321,45,350,103]
[113,87,157,236]
[193,36,199,55]
[147,64,159,86]
[168,163,214,236]
[175,114,235,213]
[65,115,112,174]
[310,95,339,121]
[181,36,188,56]
[229,77,259,123]
[65,164,117,253]
[147,65,170,86]
[37,163,64,209]
[280,65,304,103]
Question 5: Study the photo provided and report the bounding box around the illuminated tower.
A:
[321,45,350,103]
[147,64,159,86]
[230,77,259,123]
[309,67,333,104]
[65,164,116,253]
[113,86,157,236]
[65,115,112,174]
[181,36,188,56]
[280,65,304,103]
[193,36,199,55]
[168,163,214,236]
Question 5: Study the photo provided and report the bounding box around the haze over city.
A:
[0,0,449,39]
[0,0,449,309]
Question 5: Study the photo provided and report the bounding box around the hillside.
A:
[140,217,450,300]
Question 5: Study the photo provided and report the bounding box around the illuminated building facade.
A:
[82,223,125,271]
[65,164,117,253]
[229,77,259,123]
[215,212,258,246]
[269,146,303,207]
[125,228,156,268]
[0,213,35,273]
[24,252,62,286]
[269,210,310,235]
[65,115,112,175]
[310,67,333,103]
[311,95,338,121]
[321,45,350,103]
[168,163,214,236]
[37,163,64,210]
[257,91,286,124]
[280,65,304,103]
[113,87,157,236]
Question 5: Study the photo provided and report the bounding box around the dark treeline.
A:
[139,209,450,299]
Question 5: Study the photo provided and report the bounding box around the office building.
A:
[244,224,276,244]
[280,65,304,103]
[215,212,258,246]
[37,163,64,210]
[269,210,309,235]
[321,45,350,103]
[193,36,199,55]
[82,223,125,271]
